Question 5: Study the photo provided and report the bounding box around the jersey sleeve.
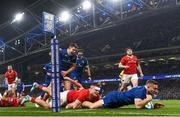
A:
[84,58,89,66]
[14,71,17,77]
[134,89,146,100]
[72,56,77,64]
[120,56,126,65]
[76,90,89,102]
[4,72,8,78]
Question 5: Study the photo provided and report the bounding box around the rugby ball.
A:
[145,101,154,109]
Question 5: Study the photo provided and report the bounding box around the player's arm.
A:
[61,63,77,77]
[118,62,129,69]
[66,100,82,109]
[14,71,18,83]
[134,95,152,109]
[64,77,84,89]
[22,83,25,91]
[67,63,77,74]
[85,65,92,80]
[137,60,144,77]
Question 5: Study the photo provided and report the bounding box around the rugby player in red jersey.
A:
[3,65,18,91]
[118,48,144,91]
[0,90,23,107]
[21,77,100,109]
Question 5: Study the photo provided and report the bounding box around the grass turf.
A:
[0,100,179,116]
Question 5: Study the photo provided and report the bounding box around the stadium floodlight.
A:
[59,11,71,22]
[82,0,92,10]
[11,12,24,24]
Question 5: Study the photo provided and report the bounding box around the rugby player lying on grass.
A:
[21,77,100,109]
[0,90,25,107]
[82,80,164,109]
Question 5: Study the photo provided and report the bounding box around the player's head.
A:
[68,43,78,55]
[146,80,158,96]
[7,65,13,71]
[126,48,133,55]
[89,84,100,97]
[77,49,84,58]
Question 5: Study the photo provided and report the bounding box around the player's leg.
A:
[21,95,50,109]
[31,82,52,96]
[131,74,139,87]
[119,74,130,91]
[17,92,20,98]
[59,90,69,106]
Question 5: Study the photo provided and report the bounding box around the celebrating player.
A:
[82,80,164,109]
[118,48,144,91]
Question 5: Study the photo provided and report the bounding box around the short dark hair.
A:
[69,43,79,49]
[78,49,84,53]
[146,80,158,85]
[125,48,132,51]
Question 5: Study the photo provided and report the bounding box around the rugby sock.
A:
[31,97,36,103]
[37,86,44,90]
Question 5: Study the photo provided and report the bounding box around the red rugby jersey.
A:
[4,70,17,84]
[120,55,138,74]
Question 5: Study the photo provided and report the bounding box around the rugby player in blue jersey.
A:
[70,49,92,87]
[82,80,164,109]
[59,43,78,90]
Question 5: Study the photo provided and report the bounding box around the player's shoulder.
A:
[133,55,138,59]
[59,48,66,53]
[80,89,89,93]
[13,70,17,74]
[122,55,129,59]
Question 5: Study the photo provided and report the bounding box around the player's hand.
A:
[140,73,144,79]
[154,103,165,109]
[124,66,130,69]
[61,71,68,77]
[88,76,92,80]
[140,73,144,77]
[146,95,153,101]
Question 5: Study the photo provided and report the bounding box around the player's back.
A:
[120,86,147,104]
[105,86,147,107]
[67,89,90,103]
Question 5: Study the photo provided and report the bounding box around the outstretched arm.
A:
[66,100,82,109]
[64,77,84,89]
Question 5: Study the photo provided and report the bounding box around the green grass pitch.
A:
[0,100,179,116]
